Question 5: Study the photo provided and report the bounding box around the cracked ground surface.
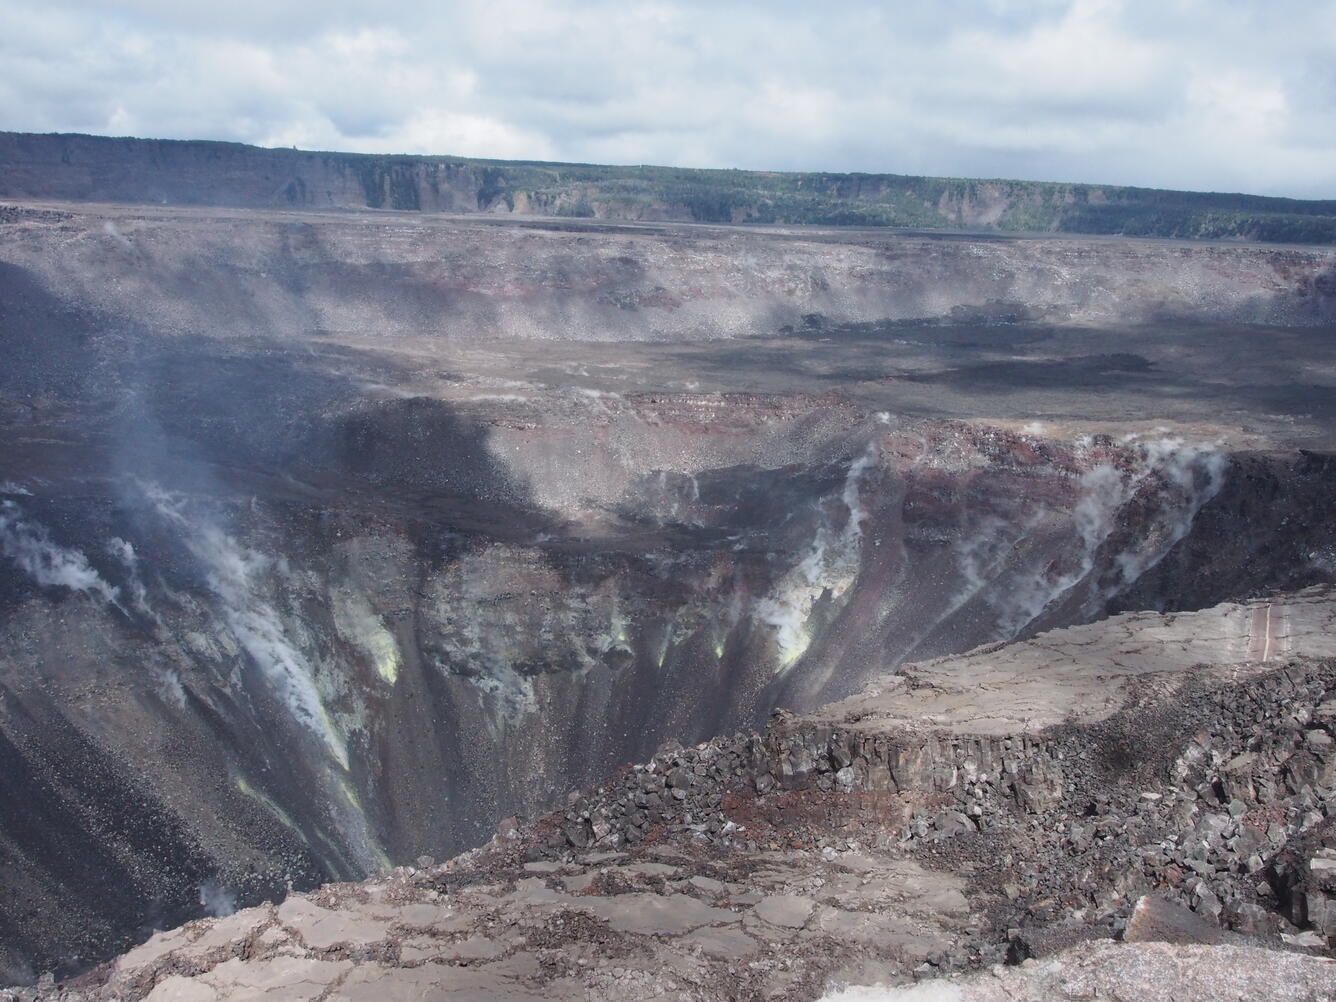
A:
[51,844,976,1002]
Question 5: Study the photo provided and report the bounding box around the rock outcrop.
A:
[8,592,1333,1001]
[823,941,1334,1002]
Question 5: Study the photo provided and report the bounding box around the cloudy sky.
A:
[3,0,1334,198]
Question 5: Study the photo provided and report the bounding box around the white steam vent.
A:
[198,879,237,918]
[144,485,350,770]
[758,447,878,670]
[0,501,120,605]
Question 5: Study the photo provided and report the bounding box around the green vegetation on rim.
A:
[6,131,1336,243]
[433,157,1336,242]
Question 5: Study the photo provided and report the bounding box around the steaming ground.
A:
[1,202,1335,981]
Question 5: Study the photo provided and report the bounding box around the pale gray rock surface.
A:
[821,941,1335,1002]
[812,587,1336,738]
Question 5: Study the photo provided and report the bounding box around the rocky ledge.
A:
[8,590,1336,1001]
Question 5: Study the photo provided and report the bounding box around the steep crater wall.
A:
[2,419,1335,980]
[0,206,1333,345]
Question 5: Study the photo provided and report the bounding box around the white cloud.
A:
[0,0,1333,197]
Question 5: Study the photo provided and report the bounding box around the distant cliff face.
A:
[4,131,1336,243]
[0,132,486,211]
